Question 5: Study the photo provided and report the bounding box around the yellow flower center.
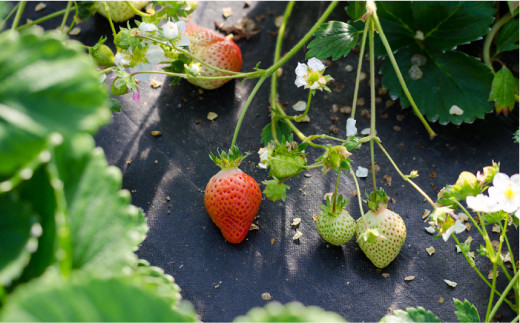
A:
[308,70,321,84]
[505,185,515,199]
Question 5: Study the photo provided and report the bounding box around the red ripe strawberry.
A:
[204,146,261,243]
[185,24,242,90]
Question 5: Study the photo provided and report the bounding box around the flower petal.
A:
[295,63,308,77]
[346,118,357,137]
[307,57,325,71]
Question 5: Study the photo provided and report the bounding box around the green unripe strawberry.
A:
[316,209,356,246]
[269,154,306,179]
[90,44,115,67]
[111,81,128,96]
[94,1,149,23]
[315,194,355,246]
[114,30,130,50]
[356,189,406,268]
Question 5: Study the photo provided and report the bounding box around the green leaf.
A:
[54,135,147,272]
[234,301,346,322]
[380,307,441,322]
[453,298,480,322]
[489,66,519,114]
[0,2,9,20]
[0,194,40,287]
[133,260,182,307]
[0,28,110,178]
[262,179,290,202]
[514,130,519,143]
[376,2,495,55]
[261,120,292,146]
[508,1,519,16]
[496,17,519,55]
[346,1,366,21]
[0,272,198,322]
[306,21,359,61]
[110,97,122,113]
[381,47,494,125]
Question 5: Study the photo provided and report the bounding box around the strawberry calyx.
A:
[210,145,248,170]
[365,188,389,214]
[317,144,352,175]
[321,194,350,217]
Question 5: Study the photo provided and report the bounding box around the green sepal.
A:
[482,211,508,224]
[110,98,122,113]
[477,245,488,257]
[262,179,290,202]
[345,1,366,21]
[153,1,198,19]
[318,145,352,174]
[356,228,382,244]
[365,188,388,212]
[89,36,107,56]
[380,307,441,322]
[266,136,307,179]
[209,146,248,169]
[453,298,480,322]
[320,194,350,217]
[514,130,519,143]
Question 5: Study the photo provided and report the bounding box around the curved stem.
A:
[10,1,26,31]
[271,1,295,108]
[500,219,517,277]
[102,1,117,38]
[375,140,437,209]
[59,1,73,32]
[1,2,20,31]
[351,17,369,118]
[230,76,269,149]
[371,8,436,139]
[486,261,499,321]
[453,200,485,237]
[124,0,151,17]
[296,90,313,122]
[130,70,251,80]
[483,12,513,71]
[17,6,74,31]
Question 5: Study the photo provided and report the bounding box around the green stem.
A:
[59,1,73,33]
[453,200,485,237]
[368,17,377,193]
[124,0,151,17]
[0,2,20,31]
[483,12,513,71]
[265,1,339,76]
[17,7,74,31]
[349,168,368,229]
[375,139,437,209]
[500,219,517,277]
[371,7,436,139]
[102,1,117,38]
[296,90,313,122]
[351,17,369,118]
[271,1,295,108]
[230,76,268,150]
[65,1,80,34]
[130,70,251,80]
[486,261,499,321]
[10,1,26,31]
[332,171,342,213]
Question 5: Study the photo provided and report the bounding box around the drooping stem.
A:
[368,17,378,193]
[59,1,73,32]
[102,1,117,38]
[375,139,437,209]
[483,11,513,71]
[0,2,20,31]
[350,168,368,229]
[488,272,519,320]
[296,90,313,122]
[124,0,151,17]
[17,6,75,31]
[370,4,436,139]
[351,17,369,118]
[332,171,342,213]
[230,75,269,150]
[10,1,26,31]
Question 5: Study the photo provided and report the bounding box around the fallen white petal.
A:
[292,101,307,111]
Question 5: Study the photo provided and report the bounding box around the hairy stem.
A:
[368,17,377,192]
[10,1,26,31]
[486,261,499,321]
[102,1,117,38]
[59,1,73,33]
[351,17,369,118]
[332,171,342,213]
[17,6,75,31]
[230,76,268,150]
[350,168,368,229]
[375,140,437,209]
[370,5,436,139]
[483,12,513,71]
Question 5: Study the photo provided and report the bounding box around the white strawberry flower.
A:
[115,52,131,66]
[488,172,520,214]
[139,22,157,34]
[442,219,466,242]
[163,20,179,39]
[163,20,190,47]
[257,142,275,169]
[132,62,152,82]
[187,62,201,76]
[294,57,330,91]
[466,194,500,213]
[146,44,165,64]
